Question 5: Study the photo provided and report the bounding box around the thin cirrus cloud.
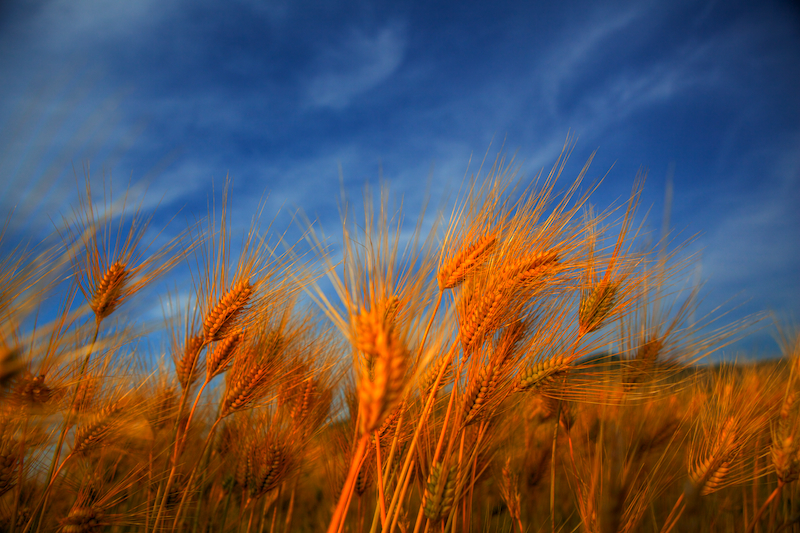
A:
[0,0,797,357]
[305,23,408,110]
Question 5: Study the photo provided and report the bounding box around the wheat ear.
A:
[461,364,500,426]
[689,416,737,496]
[422,461,458,522]
[90,261,129,323]
[356,307,408,436]
[176,334,204,390]
[515,355,570,392]
[438,234,498,290]
[579,282,618,335]
[204,279,252,343]
[206,331,243,381]
[71,399,127,457]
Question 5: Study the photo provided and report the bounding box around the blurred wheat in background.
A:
[1,142,797,533]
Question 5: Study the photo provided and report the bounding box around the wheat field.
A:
[0,146,796,533]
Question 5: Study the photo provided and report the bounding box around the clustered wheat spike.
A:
[239,437,291,499]
[438,234,498,290]
[90,261,129,322]
[1,146,779,533]
[14,372,53,408]
[772,381,800,482]
[221,355,273,417]
[459,282,505,354]
[206,330,242,381]
[515,355,570,392]
[689,417,738,495]
[461,364,500,426]
[356,305,408,435]
[60,506,103,533]
[500,249,560,290]
[204,279,253,342]
[420,356,451,396]
[71,399,127,457]
[176,334,204,390]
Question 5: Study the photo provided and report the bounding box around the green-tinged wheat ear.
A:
[423,461,457,522]
[515,355,570,392]
[176,334,204,389]
[438,233,498,290]
[91,261,128,322]
[71,399,126,457]
[204,279,252,342]
[206,331,243,381]
[579,282,617,334]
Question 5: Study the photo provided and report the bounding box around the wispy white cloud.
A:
[14,0,174,50]
[305,22,406,110]
[697,191,799,316]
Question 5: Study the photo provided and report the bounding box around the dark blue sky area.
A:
[0,0,798,358]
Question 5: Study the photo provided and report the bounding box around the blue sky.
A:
[0,0,798,358]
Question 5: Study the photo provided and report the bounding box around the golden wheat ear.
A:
[355,303,409,436]
[203,279,253,343]
[438,233,498,291]
[60,173,192,328]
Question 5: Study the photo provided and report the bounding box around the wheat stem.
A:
[169,416,223,531]
[326,435,369,533]
[659,493,685,533]
[8,418,28,533]
[31,320,101,533]
[374,431,387,528]
[550,399,561,533]
[746,481,785,533]
[384,344,453,532]
[419,290,443,357]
